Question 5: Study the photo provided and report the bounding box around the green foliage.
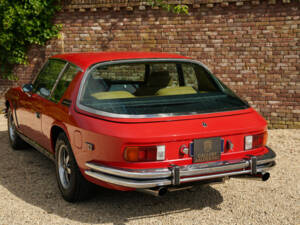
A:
[0,0,188,80]
[0,0,61,79]
[147,0,189,14]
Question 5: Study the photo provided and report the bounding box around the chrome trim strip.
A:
[180,170,252,183]
[32,60,49,84]
[85,148,276,188]
[85,166,270,189]
[85,159,250,180]
[85,170,172,188]
[17,131,55,161]
[180,165,269,183]
[76,58,247,119]
[179,160,250,177]
[257,158,275,165]
[50,62,70,97]
[61,99,72,107]
[256,148,276,165]
[86,162,171,179]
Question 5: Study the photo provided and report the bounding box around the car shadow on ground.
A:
[0,130,223,225]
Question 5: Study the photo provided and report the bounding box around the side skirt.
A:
[17,131,55,162]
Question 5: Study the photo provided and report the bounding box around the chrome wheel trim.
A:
[58,145,72,189]
[8,112,16,142]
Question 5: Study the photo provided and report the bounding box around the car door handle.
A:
[25,92,32,97]
[36,112,41,119]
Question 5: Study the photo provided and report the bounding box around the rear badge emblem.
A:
[202,122,207,127]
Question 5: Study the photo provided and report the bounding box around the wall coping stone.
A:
[62,0,298,11]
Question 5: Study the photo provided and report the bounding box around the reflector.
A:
[245,135,253,150]
[245,131,268,150]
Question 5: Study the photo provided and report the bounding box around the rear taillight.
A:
[124,145,165,162]
[245,131,268,150]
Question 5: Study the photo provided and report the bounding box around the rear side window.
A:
[193,65,219,92]
[91,64,145,81]
[182,63,198,89]
[33,60,66,96]
[182,64,219,92]
[51,64,79,102]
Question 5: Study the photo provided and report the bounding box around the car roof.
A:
[51,52,190,70]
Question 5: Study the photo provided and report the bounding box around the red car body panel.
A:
[52,52,189,70]
[5,52,275,192]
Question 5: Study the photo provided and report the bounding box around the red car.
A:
[5,52,276,202]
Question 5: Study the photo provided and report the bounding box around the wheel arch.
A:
[50,124,70,153]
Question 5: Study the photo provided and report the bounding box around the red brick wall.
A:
[1,0,299,128]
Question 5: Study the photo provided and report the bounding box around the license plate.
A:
[193,137,221,163]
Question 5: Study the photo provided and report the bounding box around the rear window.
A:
[78,61,248,117]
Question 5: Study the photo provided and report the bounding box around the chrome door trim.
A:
[32,60,49,85]
[50,62,70,97]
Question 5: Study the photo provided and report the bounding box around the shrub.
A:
[0,0,61,79]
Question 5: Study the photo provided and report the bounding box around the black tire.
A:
[7,108,28,150]
[55,132,95,202]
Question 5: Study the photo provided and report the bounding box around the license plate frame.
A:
[193,137,222,163]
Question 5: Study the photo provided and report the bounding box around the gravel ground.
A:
[0,114,299,225]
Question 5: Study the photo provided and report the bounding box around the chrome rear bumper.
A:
[85,147,276,189]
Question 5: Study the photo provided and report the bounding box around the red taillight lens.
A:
[245,131,268,150]
[253,132,267,149]
[124,146,165,162]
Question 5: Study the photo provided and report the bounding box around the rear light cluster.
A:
[245,132,268,150]
[124,145,165,162]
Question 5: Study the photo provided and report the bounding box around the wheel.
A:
[7,108,28,150]
[55,133,95,202]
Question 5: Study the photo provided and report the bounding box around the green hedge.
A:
[0,0,61,79]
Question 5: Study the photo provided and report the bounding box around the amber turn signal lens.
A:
[124,146,140,162]
[263,131,268,146]
[124,145,165,162]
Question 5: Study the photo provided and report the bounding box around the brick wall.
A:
[1,0,299,128]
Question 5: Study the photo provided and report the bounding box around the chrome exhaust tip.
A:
[233,172,270,182]
[258,172,270,181]
[158,187,168,196]
[137,187,168,197]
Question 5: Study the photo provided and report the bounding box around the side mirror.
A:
[22,84,33,93]
[39,87,50,98]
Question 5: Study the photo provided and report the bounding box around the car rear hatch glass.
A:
[78,60,249,118]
